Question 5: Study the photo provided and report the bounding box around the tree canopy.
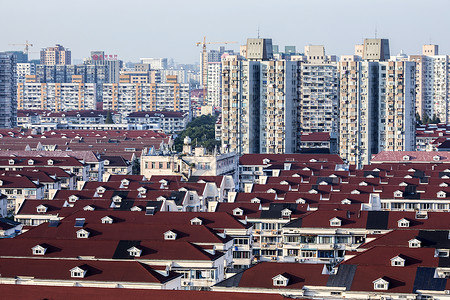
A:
[173,115,220,153]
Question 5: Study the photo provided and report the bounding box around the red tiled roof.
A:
[0,285,286,300]
[236,262,328,289]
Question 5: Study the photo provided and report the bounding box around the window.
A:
[397,219,410,228]
[76,229,90,239]
[127,246,142,257]
[32,245,46,255]
[70,267,86,278]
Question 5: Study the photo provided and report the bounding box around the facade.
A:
[207,62,222,109]
[300,49,339,134]
[102,78,190,117]
[40,44,71,66]
[0,52,17,128]
[141,137,237,184]
[221,44,301,155]
[17,83,97,111]
[140,58,168,70]
[16,63,35,83]
[339,41,416,167]
[125,111,189,133]
[409,45,450,122]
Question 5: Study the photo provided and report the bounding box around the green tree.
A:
[132,159,140,175]
[174,115,220,153]
[415,112,422,125]
[105,111,114,124]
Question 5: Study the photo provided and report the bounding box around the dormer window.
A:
[433,155,441,161]
[309,189,318,194]
[233,208,244,216]
[391,255,406,267]
[341,199,352,205]
[399,182,408,187]
[76,229,90,239]
[403,155,410,161]
[408,239,421,248]
[130,206,142,211]
[83,205,95,211]
[47,159,53,166]
[101,216,113,224]
[351,190,360,194]
[112,195,122,203]
[267,188,276,193]
[190,217,203,225]
[96,186,106,194]
[36,204,47,213]
[436,249,449,258]
[440,183,449,187]
[69,195,79,202]
[272,274,289,287]
[164,230,177,240]
[8,159,14,165]
[28,159,34,165]
[296,198,306,204]
[280,180,289,185]
[32,245,47,255]
[416,211,428,219]
[137,187,147,194]
[263,158,270,164]
[397,218,410,228]
[251,197,261,203]
[70,266,87,278]
[156,196,166,201]
[104,160,110,166]
[437,191,446,198]
[281,208,292,217]
[121,179,129,186]
[394,190,403,197]
[359,181,368,186]
[373,278,389,290]
[127,246,142,257]
[330,217,342,227]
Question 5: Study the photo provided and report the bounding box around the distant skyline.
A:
[2,0,449,64]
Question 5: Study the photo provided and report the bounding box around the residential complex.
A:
[221,39,300,155]
[102,76,190,116]
[17,82,97,111]
[339,39,416,166]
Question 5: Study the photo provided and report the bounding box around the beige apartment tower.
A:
[40,45,71,66]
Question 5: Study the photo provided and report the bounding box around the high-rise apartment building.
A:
[207,62,222,109]
[102,75,190,116]
[339,42,416,167]
[17,83,96,111]
[300,46,339,134]
[409,45,450,123]
[40,45,71,65]
[16,63,35,83]
[0,53,17,128]
[221,39,300,155]
[140,58,168,70]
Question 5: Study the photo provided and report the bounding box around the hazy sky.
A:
[2,0,449,64]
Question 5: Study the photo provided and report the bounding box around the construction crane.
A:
[195,37,237,104]
[8,40,33,54]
